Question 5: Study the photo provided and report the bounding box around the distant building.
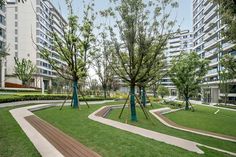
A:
[0,4,6,88]
[160,30,193,96]
[192,0,236,103]
[5,0,67,89]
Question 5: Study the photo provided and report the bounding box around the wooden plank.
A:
[25,115,101,157]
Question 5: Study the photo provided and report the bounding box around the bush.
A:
[0,94,113,103]
[165,101,183,108]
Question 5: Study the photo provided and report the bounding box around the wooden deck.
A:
[95,106,112,118]
[25,115,101,157]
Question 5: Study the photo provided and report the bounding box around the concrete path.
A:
[150,108,236,143]
[0,99,114,108]
[89,105,236,156]
[10,104,64,157]
[88,105,204,154]
[8,101,113,157]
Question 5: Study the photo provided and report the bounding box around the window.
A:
[15,6,18,12]
[0,28,2,37]
[15,44,18,50]
[15,29,18,35]
[15,21,18,27]
[15,37,18,42]
[15,14,18,20]
[0,15,5,25]
[15,52,18,58]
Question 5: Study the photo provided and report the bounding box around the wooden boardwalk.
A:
[25,115,101,157]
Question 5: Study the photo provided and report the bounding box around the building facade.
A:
[0,4,6,88]
[5,0,66,89]
[160,30,193,96]
[192,0,236,103]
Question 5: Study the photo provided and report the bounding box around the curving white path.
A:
[88,106,204,154]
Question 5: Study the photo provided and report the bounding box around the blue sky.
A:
[51,0,192,31]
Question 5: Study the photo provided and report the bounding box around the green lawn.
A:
[165,105,236,137]
[35,104,233,157]
[0,106,40,157]
[108,106,236,154]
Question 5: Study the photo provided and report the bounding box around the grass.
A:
[35,104,233,157]
[0,106,40,157]
[165,105,236,137]
[108,105,236,154]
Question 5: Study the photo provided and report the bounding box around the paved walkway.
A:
[0,100,114,108]
[89,105,204,154]
[26,115,101,157]
[150,108,236,143]
[89,105,236,156]
[10,104,103,157]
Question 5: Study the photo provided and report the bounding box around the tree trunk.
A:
[185,97,189,110]
[72,79,79,108]
[130,85,137,121]
[153,89,157,98]
[103,87,107,99]
[139,86,142,98]
[142,87,147,107]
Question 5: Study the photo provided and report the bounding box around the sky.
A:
[51,0,193,80]
[51,0,193,31]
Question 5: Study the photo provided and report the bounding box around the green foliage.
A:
[214,0,236,43]
[0,94,113,103]
[220,54,236,77]
[14,57,36,86]
[170,52,209,109]
[157,85,169,98]
[101,0,178,120]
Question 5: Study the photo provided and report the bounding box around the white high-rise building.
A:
[5,0,66,89]
[0,4,6,88]
[193,0,236,103]
[161,30,193,96]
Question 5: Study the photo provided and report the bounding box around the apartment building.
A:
[0,4,6,88]
[160,30,193,96]
[193,0,236,103]
[5,0,66,89]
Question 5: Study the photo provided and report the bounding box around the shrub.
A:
[0,94,113,103]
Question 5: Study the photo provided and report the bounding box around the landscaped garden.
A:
[33,104,234,157]
[165,105,236,137]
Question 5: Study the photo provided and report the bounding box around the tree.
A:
[93,31,113,99]
[221,54,236,77]
[39,1,95,108]
[214,0,236,43]
[170,52,209,110]
[14,57,36,86]
[157,85,169,99]
[101,0,178,121]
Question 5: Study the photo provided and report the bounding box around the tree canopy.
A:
[170,52,209,110]
[14,57,36,86]
[101,0,178,121]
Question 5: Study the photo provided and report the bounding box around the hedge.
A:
[0,94,113,103]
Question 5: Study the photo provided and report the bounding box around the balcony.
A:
[222,42,235,51]
[204,8,217,24]
[203,28,218,41]
[204,3,216,15]
[204,47,219,58]
[209,58,218,67]
[206,68,218,77]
